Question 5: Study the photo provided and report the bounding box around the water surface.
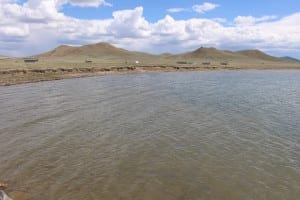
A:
[0,71,299,199]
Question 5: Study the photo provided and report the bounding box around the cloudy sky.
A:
[1,0,300,58]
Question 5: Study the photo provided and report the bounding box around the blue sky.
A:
[61,0,299,22]
[1,0,300,58]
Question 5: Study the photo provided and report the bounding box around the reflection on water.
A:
[0,71,299,200]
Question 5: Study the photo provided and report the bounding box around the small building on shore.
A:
[85,59,93,63]
[24,57,39,63]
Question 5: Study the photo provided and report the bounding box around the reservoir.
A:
[0,71,299,199]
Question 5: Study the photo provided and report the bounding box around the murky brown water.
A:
[0,71,299,200]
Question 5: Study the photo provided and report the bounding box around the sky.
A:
[0,0,300,58]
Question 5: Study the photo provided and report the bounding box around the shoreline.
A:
[1,65,300,86]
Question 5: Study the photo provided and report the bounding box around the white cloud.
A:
[192,2,219,14]
[0,1,300,58]
[108,7,150,38]
[24,0,111,9]
[67,0,112,7]
[256,15,277,22]
[167,2,219,14]
[167,8,188,13]
[235,15,277,26]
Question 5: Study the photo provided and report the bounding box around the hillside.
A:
[39,42,130,57]
[280,56,299,62]
[236,49,280,61]
[174,47,283,62]
[37,42,288,63]
[180,47,236,59]
[38,42,152,59]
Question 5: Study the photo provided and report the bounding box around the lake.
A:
[0,70,299,199]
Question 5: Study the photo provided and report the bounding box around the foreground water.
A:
[0,71,299,200]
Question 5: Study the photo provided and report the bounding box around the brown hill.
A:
[179,47,237,60]
[236,49,280,61]
[177,47,282,61]
[39,42,137,58]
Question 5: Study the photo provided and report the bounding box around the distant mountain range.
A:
[36,42,299,63]
[280,56,300,62]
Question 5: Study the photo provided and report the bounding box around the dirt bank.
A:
[0,65,299,86]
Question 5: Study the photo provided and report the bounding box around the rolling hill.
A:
[280,56,300,62]
[236,49,280,61]
[180,47,236,59]
[37,42,285,62]
[38,42,153,59]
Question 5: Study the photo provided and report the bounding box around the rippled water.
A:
[0,71,299,200]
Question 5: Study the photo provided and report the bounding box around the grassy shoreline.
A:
[1,65,300,86]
